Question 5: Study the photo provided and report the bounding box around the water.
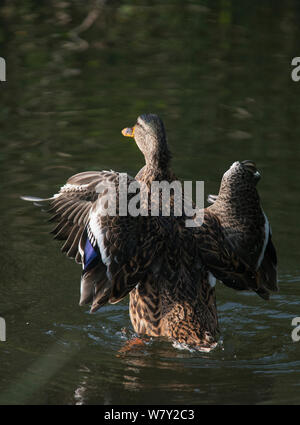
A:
[1,0,300,405]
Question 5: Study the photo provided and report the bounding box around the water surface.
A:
[0,0,300,405]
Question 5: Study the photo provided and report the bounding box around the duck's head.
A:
[122,113,171,168]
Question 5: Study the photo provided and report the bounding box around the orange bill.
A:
[121,126,135,138]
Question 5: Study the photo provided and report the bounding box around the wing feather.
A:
[196,211,270,299]
[257,234,278,292]
[22,170,171,312]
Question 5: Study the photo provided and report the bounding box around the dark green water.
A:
[1,0,300,405]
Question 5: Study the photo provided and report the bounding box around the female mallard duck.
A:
[22,114,277,350]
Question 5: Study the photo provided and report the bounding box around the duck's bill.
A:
[121,126,135,138]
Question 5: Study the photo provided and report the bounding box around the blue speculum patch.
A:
[83,237,99,272]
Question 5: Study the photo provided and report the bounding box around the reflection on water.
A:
[1,0,300,405]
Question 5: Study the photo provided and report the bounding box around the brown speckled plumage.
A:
[206,160,278,299]
[22,115,277,350]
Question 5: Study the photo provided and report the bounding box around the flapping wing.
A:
[195,211,274,299]
[22,171,168,312]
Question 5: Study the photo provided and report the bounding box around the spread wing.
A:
[195,211,277,300]
[204,193,278,299]
[22,171,170,312]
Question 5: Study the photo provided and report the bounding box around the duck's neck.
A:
[136,142,175,185]
[136,164,176,186]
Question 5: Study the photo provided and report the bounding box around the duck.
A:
[22,114,277,350]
